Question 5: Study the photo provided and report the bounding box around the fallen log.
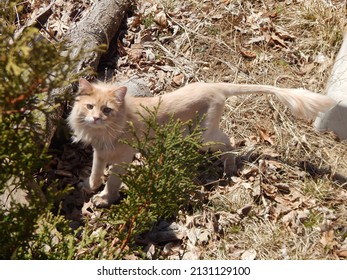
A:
[1,0,131,209]
[63,0,130,73]
[46,0,131,146]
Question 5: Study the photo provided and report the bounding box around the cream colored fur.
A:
[68,78,335,207]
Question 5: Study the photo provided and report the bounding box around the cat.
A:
[68,78,336,207]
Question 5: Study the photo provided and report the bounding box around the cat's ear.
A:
[79,78,93,93]
[114,87,127,103]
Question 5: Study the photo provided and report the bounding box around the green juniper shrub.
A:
[65,106,217,260]
[104,105,216,258]
[0,0,82,259]
[0,0,218,260]
[51,106,217,260]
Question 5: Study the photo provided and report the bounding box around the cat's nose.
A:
[93,116,101,123]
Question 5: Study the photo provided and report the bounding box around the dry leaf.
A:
[274,183,290,195]
[128,43,143,61]
[262,148,280,158]
[275,28,296,41]
[269,204,291,221]
[173,73,185,86]
[198,230,210,244]
[320,229,336,247]
[296,209,310,222]
[246,35,265,45]
[128,14,142,29]
[145,243,156,259]
[241,249,257,260]
[241,166,259,178]
[229,248,246,259]
[258,159,267,173]
[281,211,296,227]
[251,181,261,198]
[154,11,168,27]
[162,242,180,256]
[256,126,275,145]
[240,48,257,59]
[144,49,156,62]
[267,33,287,48]
[262,184,277,199]
[187,228,198,245]
[182,250,200,260]
[237,205,252,217]
[335,247,347,258]
[299,62,315,75]
[217,211,241,229]
[272,34,287,48]
[117,39,127,56]
[123,254,138,260]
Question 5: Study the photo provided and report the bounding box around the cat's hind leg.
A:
[202,129,237,176]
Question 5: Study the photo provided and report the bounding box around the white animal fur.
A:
[68,78,335,207]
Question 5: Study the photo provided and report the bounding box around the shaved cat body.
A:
[68,78,335,207]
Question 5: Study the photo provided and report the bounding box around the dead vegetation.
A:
[25,0,347,259]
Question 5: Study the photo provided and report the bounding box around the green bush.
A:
[71,107,214,260]
[0,0,215,260]
[0,0,80,259]
[107,106,213,258]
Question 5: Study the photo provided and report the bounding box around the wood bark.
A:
[1,0,130,209]
[64,0,130,73]
[46,0,131,145]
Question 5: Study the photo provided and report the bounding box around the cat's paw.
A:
[222,152,238,176]
[91,192,120,208]
[82,176,102,193]
[91,194,111,208]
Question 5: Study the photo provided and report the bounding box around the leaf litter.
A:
[24,0,347,259]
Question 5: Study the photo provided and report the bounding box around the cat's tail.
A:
[216,83,336,120]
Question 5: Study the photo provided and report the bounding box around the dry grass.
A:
[133,0,347,260]
[146,0,347,171]
[30,0,347,259]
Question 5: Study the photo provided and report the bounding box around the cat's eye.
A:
[103,107,112,114]
[86,104,94,110]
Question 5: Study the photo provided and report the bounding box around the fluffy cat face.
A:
[68,78,128,147]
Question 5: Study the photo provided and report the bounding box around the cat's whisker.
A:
[110,128,124,135]
[105,123,124,135]
[107,123,124,131]
[105,127,119,150]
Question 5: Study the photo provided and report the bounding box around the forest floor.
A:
[27,0,347,259]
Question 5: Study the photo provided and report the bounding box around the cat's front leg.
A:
[84,149,107,193]
[92,164,124,207]
[92,146,134,208]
